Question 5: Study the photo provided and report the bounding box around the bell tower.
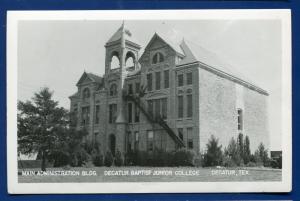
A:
[104,21,141,155]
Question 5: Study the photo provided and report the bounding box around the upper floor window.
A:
[155,71,161,90]
[82,88,90,100]
[152,52,164,64]
[187,94,193,118]
[177,74,184,87]
[128,84,133,95]
[147,73,153,92]
[237,109,243,131]
[187,72,193,85]
[110,84,117,96]
[109,104,117,123]
[164,70,169,88]
[95,105,100,124]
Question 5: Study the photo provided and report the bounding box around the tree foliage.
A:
[203,135,223,167]
[17,87,68,170]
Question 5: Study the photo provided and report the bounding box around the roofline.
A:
[105,39,141,49]
[176,61,269,96]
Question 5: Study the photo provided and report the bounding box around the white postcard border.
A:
[7,9,292,194]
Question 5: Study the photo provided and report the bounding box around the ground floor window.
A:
[134,131,139,151]
[147,130,154,152]
[187,127,193,149]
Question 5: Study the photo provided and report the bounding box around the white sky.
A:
[17,20,282,150]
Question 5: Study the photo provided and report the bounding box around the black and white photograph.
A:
[7,10,291,193]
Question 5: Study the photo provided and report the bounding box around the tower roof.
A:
[106,22,140,47]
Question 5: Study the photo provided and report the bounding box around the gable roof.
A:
[140,33,184,61]
[106,24,140,47]
[178,39,268,95]
[76,71,103,86]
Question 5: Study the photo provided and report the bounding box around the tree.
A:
[237,133,244,160]
[254,143,269,167]
[18,87,68,171]
[243,136,251,164]
[203,135,223,167]
[224,137,242,166]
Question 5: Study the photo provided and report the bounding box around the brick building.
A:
[69,22,269,156]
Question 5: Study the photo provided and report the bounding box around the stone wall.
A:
[198,66,238,153]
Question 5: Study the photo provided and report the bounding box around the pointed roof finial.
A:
[121,20,125,30]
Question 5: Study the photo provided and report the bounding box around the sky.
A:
[17,20,282,150]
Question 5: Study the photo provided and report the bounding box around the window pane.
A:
[154,99,161,119]
[187,94,193,118]
[178,74,184,87]
[161,98,167,119]
[159,52,164,62]
[128,84,133,95]
[152,53,158,64]
[238,109,243,130]
[187,72,193,85]
[136,82,140,94]
[95,105,100,124]
[155,71,161,90]
[135,104,139,122]
[187,127,193,149]
[147,131,154,151]
[147,73,152,91]
[164,70,169,88]
[128,103,132,123]
[148,100,153,116]
[178,96,183,118]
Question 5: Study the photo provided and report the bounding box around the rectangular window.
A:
[164,70,169,88]
[178,74,184,87]
[128,103,133,123]
[187,127,193,149]
[154,99,161,119]
[134,131,139,151]
[109,104,117,123]
[178,128,184,141]
[148,100,153,116]
[128,84,133,95]
[127,132,132,152]
[161,98,167,120]
[178,95,184,118]
[95,105,100,124]
[238,109,243,130]
[135,82,140,94]
[147,73,153,91]
[134,104,140,122]
[81,106,90,125]
[187,72,193,85]
[147,131,154,152]
[155,71,161,90]
[187,94,193,118]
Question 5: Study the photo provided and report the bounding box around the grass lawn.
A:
[18,166,282,183]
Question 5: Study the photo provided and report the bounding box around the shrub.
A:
[203,135,223,167]
[173,148,195,166]
[246,161,257,167]
[76,147,90,166]
[193,153,203,167]
[222,155,237,167]
[93,153,104,167]
[114,150,124,167]
[48,150,70,167]
[104,150,114,167]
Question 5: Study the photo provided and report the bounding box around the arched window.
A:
[125,51,135,70]
[82,88,90,100]
[110,84,117,96]
[152,52,164,64]
[110,51,120,69]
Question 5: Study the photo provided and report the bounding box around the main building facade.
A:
[69,23,269,156]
